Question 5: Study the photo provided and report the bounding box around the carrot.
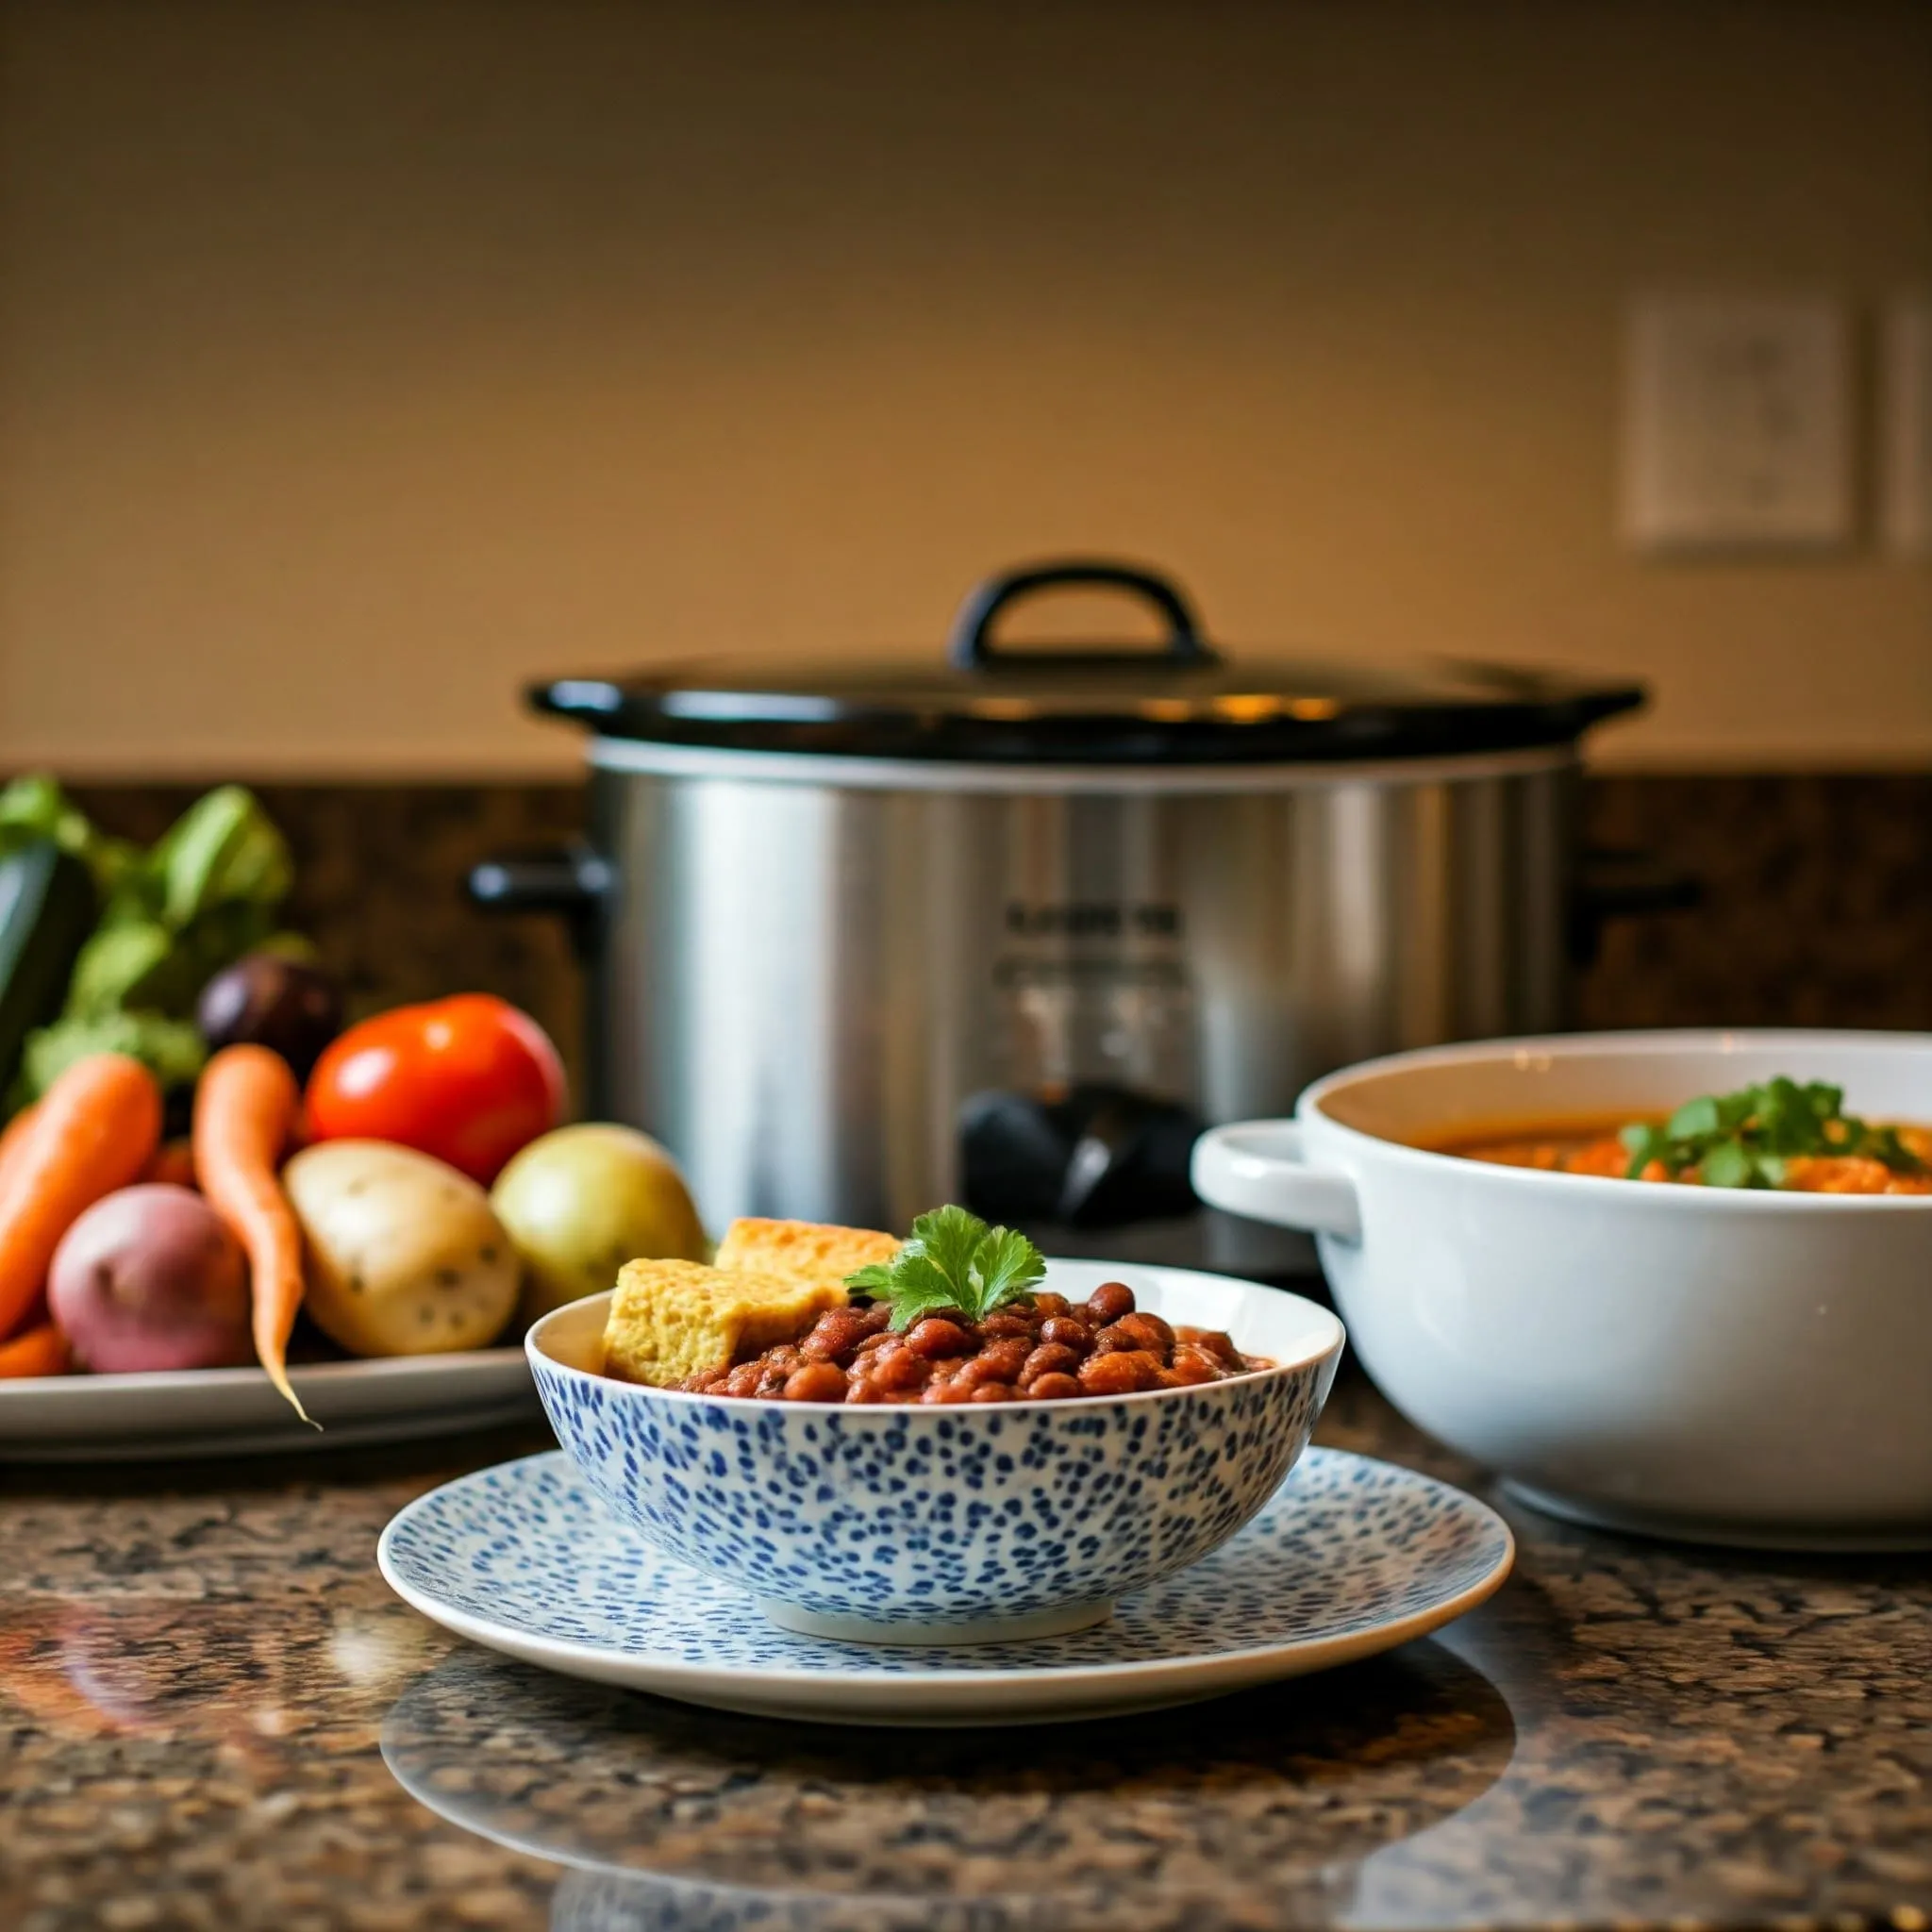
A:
[0,1102,42,1198]
[0,1055,159,1342]
[142,1139,199,1191]
[0,1321,68,1378]
[192,1045,313,1423]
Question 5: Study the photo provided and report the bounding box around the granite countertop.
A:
[2,1366,1928,1932]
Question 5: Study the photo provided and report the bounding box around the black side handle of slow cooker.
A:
[947,559,1221,672]
[466,845,611,958]
[1570,848,1702,965]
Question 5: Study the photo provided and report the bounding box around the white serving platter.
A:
[0,1348,541,1461]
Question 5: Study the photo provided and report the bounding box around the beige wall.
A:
[0,0,1927,778]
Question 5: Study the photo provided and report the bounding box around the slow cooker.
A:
[474,559,1673,1272]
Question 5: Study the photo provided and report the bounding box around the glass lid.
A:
[530,560,1643,764]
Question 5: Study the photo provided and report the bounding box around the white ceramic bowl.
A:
[1191,1030,1932,1550]
[527,1259,1344,1644]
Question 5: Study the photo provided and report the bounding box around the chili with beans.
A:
[679,1279,1270,1404]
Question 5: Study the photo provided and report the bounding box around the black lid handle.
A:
[947,560,1217,672]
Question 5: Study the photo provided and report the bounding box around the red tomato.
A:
[303,994,566,1184]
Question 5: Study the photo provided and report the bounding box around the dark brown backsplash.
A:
[67,775,1932,1098]
[1576,774,1932,1033]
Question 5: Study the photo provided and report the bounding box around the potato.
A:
[48,1184,252,1374]
[491,1123,708,1325]
[282,1141,518,1357]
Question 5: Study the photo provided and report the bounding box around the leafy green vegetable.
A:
[5,780,296,1108]
[65,923,175,1017]
[1619,1076,1924,1189]
[846,1205,1048,1330]
[20,1009,208,1099]
[0,774,138,897]
[144,785,292,931]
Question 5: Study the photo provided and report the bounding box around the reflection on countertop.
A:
[2,1374,1930,1931]
[382,1636,1514,1931]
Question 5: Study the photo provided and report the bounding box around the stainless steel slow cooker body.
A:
[479,560,1657,1272]
[585,739,1575,1265]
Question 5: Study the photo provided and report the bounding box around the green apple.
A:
[490,1124,708,1324]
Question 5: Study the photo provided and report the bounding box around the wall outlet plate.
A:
[1882,297,1932,558]
[1623,295,1854,553]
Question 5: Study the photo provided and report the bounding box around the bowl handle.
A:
[1191,1123,1363,1241]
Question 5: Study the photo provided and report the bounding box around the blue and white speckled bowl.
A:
[526,1259,1345,1645]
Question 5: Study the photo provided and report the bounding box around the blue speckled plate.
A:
[378,1449,1513,1726]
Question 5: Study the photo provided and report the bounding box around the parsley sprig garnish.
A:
[846,1205,1047,1331]
[1619,1077,1925,1190]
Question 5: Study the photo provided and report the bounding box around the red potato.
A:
[48,1184,254,1374]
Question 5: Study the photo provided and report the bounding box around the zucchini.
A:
[0,839,96,1105]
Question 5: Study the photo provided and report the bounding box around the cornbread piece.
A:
[601,1257,847,1388]
[713,1217,901,1291]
